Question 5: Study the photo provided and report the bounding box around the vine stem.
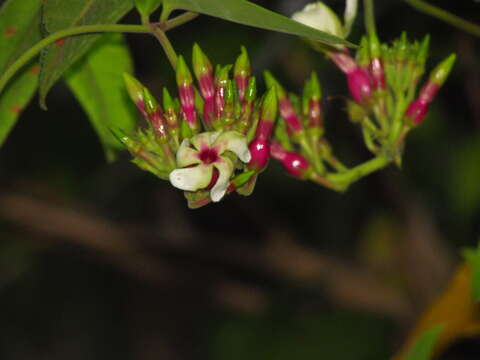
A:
[0,12,199,95]
[405,0,480,38]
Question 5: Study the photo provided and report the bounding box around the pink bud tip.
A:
[248,138,270,171]
[271,142,310,179]
[347,68,372,104]
[150,111,168,138]
[419,81,440,104]
[308,98,322,128]
[369,58,386,90]
[405,99,428,125]
[255,119,274,142]
[178,85,197,128]
[329,51,357,74]
[198,74,215,103]
[136,100,148,119]
[279,98,303,134]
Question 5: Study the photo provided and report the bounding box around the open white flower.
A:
[292,0,358,38]
[169,131,251,202]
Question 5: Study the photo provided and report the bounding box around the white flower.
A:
[169,131,251,202]
[291,0,358,38]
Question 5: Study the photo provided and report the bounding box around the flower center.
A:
[198,147,220,165]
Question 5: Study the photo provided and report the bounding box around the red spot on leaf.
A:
[30,65,40,75]
[55,38,65,47]
[4,27,17,36]
[10,105,23,114]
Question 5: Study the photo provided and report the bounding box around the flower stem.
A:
[405,0,480,38]
[326,153,390,188]
[150,25,178,69]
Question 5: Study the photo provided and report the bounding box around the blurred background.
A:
[0,0,479,359]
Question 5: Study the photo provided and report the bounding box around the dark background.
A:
[0,0,479,359]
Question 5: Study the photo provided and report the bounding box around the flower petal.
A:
[343,0,358,37]
[191,131,221,150]
[169,165,213,192]
[214,131,251,163]
[292,2,344,38]
[210,157,234,202]
[176,138,201,167]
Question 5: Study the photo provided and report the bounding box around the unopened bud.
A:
[143,88,168,140]
[237,77,257,134]
[123,73,147,118]
[176,56,198,132]
[192,44,215,125]
[369,57,385,90]
[247,87,277,172]
[307,72,322,128]
[255,86,278,141]
[213,65,232,124]
[419,53,456,103]
[347,67,372,104]
[405,98,428,125]
[271,141,310,179]
[162,88,178,129]
[234,46,251,102]
[248,137,270,172]
[264,71,303,134]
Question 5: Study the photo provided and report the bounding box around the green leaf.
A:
[0,0,42,146]
[39,0,135,108]
[405,325,443,360]
[135,0,163,19]
[162,0,353,47]
[65,33,137,162]
[464,245,480,302]
[0,65,39,146]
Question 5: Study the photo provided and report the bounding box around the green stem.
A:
[405,0,480,38]
[327,153,390,186]
[150,25,178,69]
[0,24,149,95]
[163,12,199,30]
[0,12,198,96]
[363,0,377,38]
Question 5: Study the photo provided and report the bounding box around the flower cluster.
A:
[266,1,456,191]
[115,2,456,207]
[115,45,277,208]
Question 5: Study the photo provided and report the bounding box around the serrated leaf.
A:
[0,0,42,147]
[65,33,137,162]
[135,0,163,18]
[39,0,135,108]
[163,0,353,47]
[464,246,480,302]
[405,325,443,360]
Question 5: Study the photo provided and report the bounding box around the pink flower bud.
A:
[279,98,303,134]
[369,57,386,90]
[405,98,428,125]
[418,81,440,104]
[347,68,372,104]
[248,138,270,171]
[176,56,198,131]
[270,142,310,179]
[308,98,322,129]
